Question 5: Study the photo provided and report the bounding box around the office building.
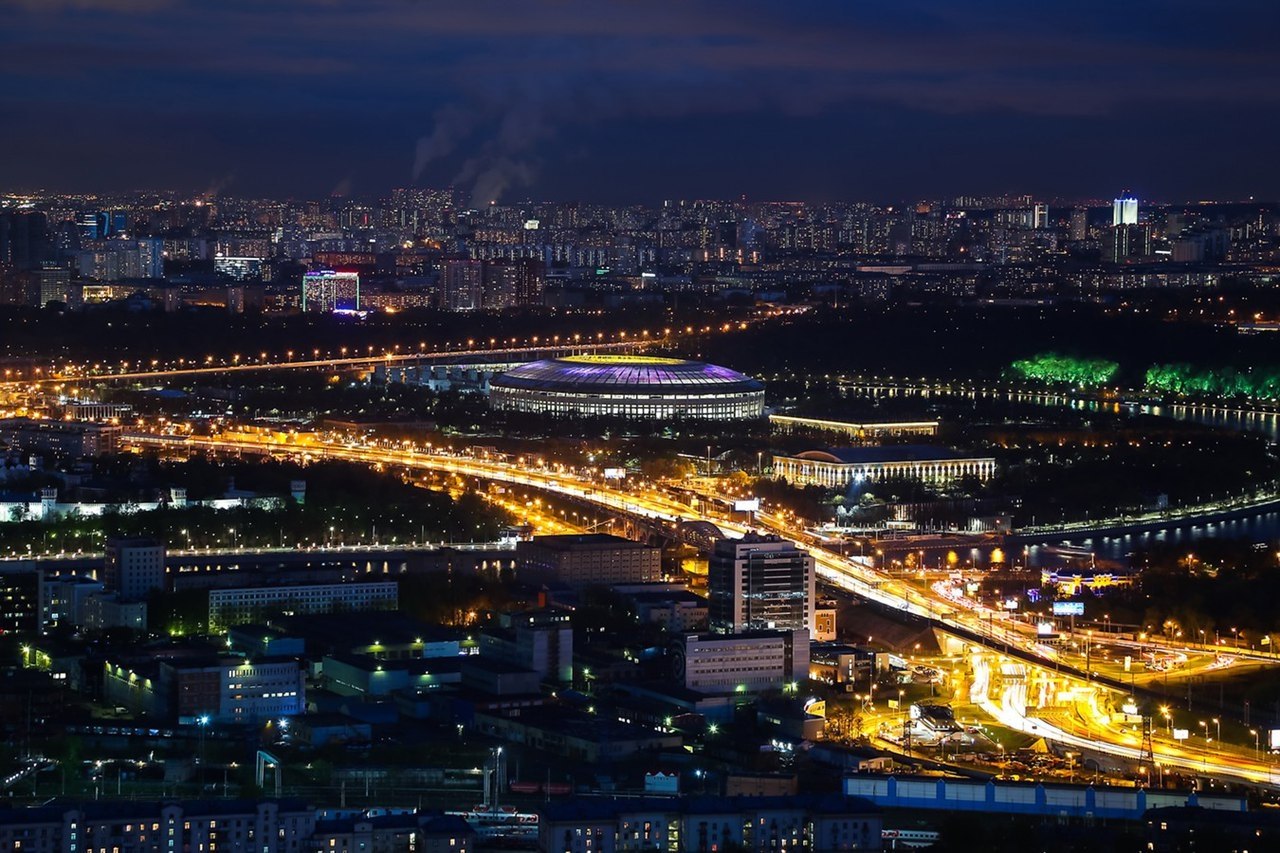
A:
[1033,203,1049,229]
[103,537,166,601]
[302,270,360,312]
[708,534,814,634]
[676,630,810,694]
[1113,196,1139,226]
[207,580,399,630]
[516,533,662,586]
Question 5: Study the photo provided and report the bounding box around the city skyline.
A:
[4,1,1280,202]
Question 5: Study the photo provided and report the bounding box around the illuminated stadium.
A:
[489,354,765,420]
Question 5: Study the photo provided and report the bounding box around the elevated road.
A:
[119,427,1280,788]
[19,341,649,386]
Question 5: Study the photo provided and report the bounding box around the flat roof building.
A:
[773,446,997,489]
[709,534,814,635]
[676,629,809,695]
[516,533,661,587]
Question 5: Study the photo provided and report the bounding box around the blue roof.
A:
[794,445,975,464]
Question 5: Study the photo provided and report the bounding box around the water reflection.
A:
[837,382,1280,565]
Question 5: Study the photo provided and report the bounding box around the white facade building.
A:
[1113,196,1139,226]
[208,580,399,630]
[676,629,809,694]
[773,447,997,489]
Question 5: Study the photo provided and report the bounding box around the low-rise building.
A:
[0,798,317,853]
[675,630,809,695]
[539,794,882,853]
[104,536,166,601]
[0,417,120,458]
[614,583,709,632]
[478,609,573,683]
[103,652,304,722]
[516,533,661,586]
[313,811,475,853]
[474,707,682,763]
[773,446,997,489]
[208,580,399,630]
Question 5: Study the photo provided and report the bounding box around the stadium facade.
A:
[489,354,765,420]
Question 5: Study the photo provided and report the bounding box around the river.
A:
[837,382,1280,564]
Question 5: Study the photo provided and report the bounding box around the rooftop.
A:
[788,445,992,464]
[525,533,654,551]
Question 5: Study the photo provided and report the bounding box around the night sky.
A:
[4,0,1279,204]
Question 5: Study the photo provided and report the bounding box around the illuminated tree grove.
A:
[1145,364,1280,400]
[1010,353,1120,386]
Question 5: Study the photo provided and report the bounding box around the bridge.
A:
[117,427,1280,789]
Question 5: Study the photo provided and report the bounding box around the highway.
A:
[22,341,648,385]
[120,427,1280,789]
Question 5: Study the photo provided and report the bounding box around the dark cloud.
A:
[2,0,1279,201]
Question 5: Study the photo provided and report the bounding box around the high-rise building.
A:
[0,211,49,269]
[1107,223,1152,262]
[302,270,360,312]
[482,258,545,309]
[1069,207,1089,241]
[442,257,484,310]
[103,537,166,601]
[1033,203,1049,229]
[708,534,815,634]
[1113,196,1139,226]
[34,263,71,307]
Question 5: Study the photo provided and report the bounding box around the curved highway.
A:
[120,427,1280,789]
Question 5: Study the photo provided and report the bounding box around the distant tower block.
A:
[290,480,307,505]
[169,487,187,508]
[40,487,58,520]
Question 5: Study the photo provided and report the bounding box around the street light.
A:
[1252,729,1260,758]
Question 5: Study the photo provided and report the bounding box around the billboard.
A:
[733,498,761,512]
[1052,601,1085,616]
[1173,729,1190,741]
[1036,622,1056,636]
[1002,599,1019,610]
[602,468,627,480]
[1270,729,1280,751]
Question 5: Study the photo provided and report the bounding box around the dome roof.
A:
[491,354,764,395]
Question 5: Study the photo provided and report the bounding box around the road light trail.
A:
[118,427,1280,787]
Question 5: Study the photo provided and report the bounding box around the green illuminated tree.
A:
[1009,353,1119,386]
